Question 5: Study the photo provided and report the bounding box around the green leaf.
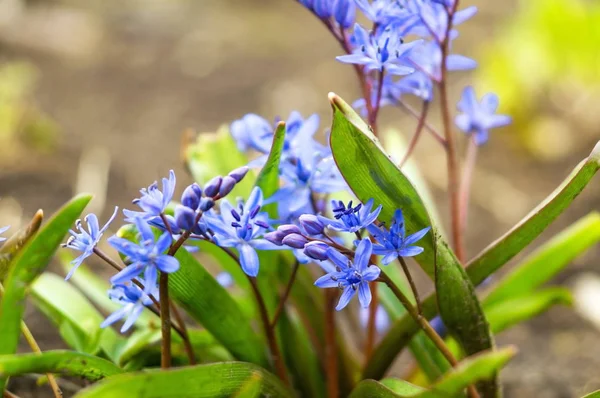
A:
[352,347,515,398]
[74,362,294,398]
[329,94,494,391]
[434,237,496,396]
[0,210,43,281]
[0,194,92,358]
[484,212,600,307]
[581,391,600,398]
[184,125,254,198]
[365,141,600,380]
[169,248,269,367]
[328,93,439,279]
[485,288,572,334]
[0,350,123,381]
[30,273,122,360]
[255,121,286,218]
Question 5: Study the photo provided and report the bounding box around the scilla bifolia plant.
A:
[0,1,599,397]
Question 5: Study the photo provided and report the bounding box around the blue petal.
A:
[134,218,155,243]
[100,305,132,329]
[143,266,158,291]
[111,263,145,285]
[121,304,144,333]
[100,207,120,235]
[354,238,372,273]
[398,246,424,257]
[404,227,431,246]
[238,244,259,277]
[336,286,356,311]
[358,281,372,308]
[155,232,173,254]
[326,247,351,271]
[381,251,399,265]
[155,255,180,273]
[85,214,100,239]
[315,272,344,288]
[362,265,381,281]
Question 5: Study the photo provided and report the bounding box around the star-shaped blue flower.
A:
[108,217,179,289]
[318,198,382,233]
[314,238,381,310]
[455,86,511,145]
[123,170,176,222]
[367,209,430,264]
[337,24,420,75]
[100,283,156,333]
[203,187,279,277]
[62,207,119,280]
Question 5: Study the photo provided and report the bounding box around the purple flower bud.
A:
[300,0,314,8]
[299,214,325,235]
[264,230,286,246]
[313,0,334,18]
[174,205,196,230]
[204,176,223,198]
[334,0,355,29]
[282,233,309,249]
[181,183,202,210]
[218,176,237,197]
[303,241,329,260]
[199,197,215,212]
[228,166,249,183]
[278,224,302,235]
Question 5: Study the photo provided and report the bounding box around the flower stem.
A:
[457,136,478,252]
[438,9,465,263]
[364,281,378,360]
[270,260,300,328]
[170,301,197,365]
[368,71,386,134]
[397,257,423,315]
[378,272,479,398]
[159,273,172,369]
[324,289,339,398]
[397,100,446,146]
[399,101,430,168]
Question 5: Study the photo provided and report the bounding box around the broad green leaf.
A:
[328,93,440,279]
[352,347,515,398]
[0,210,43,280]
[365,141,600,380]
[485,288,572,334]
[0,350,122,381]
[582,391,600,398]
[74,362,294,398]
[0,194,91,359]
[329,94,494,391]
[484,212,600,307]
[184,125,254,198]
[434,238,495,396]
[169,248,268,367]
[255,121,285,217]
[30,273,122,360]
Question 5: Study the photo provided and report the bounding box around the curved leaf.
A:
[169,248,268,367]
[365,141,600,380]
[255,121,286,218]
[484,212,600,307]
[30,273,122,360]
[74,362,294,398]
[0,350,122,381]
[0,194,92,394]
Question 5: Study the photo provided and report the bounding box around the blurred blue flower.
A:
[355,0,415,27]
[204,187,279,277]
[393,71,434,101]
[333,0,356,29]
[231,114,274,154]
[319,198,382,233]
[315,238,381,310]
[101,283,156,333]
[359,304,391,333]
[409,1,477,42]
[108,217,179,289]
[0,225,9,243]
[123,170,176,222]
[337,24,420,75]
[455,86,511,145]
[62,207,119,280]
[368,209,430,264]
[409,40,476,82]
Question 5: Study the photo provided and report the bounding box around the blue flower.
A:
[455,86,511,145]
[354,0,415,27]
[62,207,119,280]
[333,0,356,29]
[100,283,156,333]
[123,170,176,222]
[0,225,9,243]
[408,40,476,82]
[231,114,274,154]
[408,2,477,43]
[315,238,381,310]
[203,187,279,277]
[367,209,430,264]
[393,71,434,101]
[318,198,382,233]
[108,217,179,289]
[337,24,420,75]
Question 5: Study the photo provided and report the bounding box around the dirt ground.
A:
[0,1,599,397]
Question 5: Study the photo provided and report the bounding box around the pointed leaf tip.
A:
[590,141,600,164]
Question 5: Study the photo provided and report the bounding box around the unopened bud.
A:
[228,166,249,183]
[282,233,309,249]
[303,241,329,260]
[203,176,223,198]
[174,205,196,230]
[299,214,325,235]
[181,183,202,210]
[218,176,237,197]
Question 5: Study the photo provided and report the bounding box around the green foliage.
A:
[255,122,286,217]
[74,362,294,398]
[0,350,123,381]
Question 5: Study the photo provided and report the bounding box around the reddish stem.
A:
[325,289,339,398]
[399,101,430,168]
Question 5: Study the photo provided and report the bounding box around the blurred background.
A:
[0,0,598,396]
